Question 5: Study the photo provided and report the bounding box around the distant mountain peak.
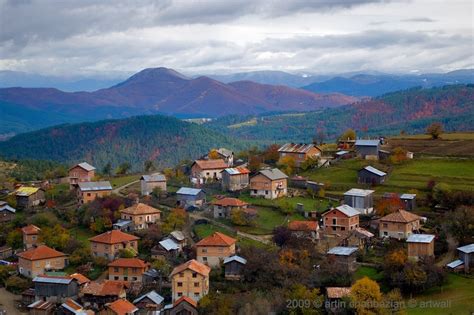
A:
[115,67,189,87]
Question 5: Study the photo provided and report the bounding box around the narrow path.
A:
[0,288,25,314]
[113,180,140,194]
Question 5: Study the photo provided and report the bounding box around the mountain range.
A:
[0,67,356,136]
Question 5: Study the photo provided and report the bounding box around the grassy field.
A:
[108,174,141,188]
[354,266,384,282]
[407,274,474,315]
[391,132,474,140]
[70,226,95,246]
[45,183,69,199]
[239,193,333,212]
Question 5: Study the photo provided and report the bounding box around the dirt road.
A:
[0,288,25,315]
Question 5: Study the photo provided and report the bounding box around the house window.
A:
[332,218,337,225]
[132,277,137,281]
[194,282,200,287]
[206,172,210,176]
[177,292,183,297]
[123,276,128,281]
[253,190,257,194]
[383,223,388,228]
[383,232,388,236]
[265,190,268,195]
[341,227,345,231]
[179,272,184,277]
[202,248,207,253]
[203,257,207,262]
[192,272,197,278]
[87,193,91,197]
[194,293,200,297]
[114,276,119,280]
[177,282,183,287]
[332,227,336,231]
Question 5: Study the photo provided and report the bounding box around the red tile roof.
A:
[17,245,66,261]
[81,280,127,296]
[69,273,91,285]
[108,258,148,268]
[288,220,319,231]
[193,159,228,170]
[196,232,236,247]
[120,203,161,216]
[380,209,421,223]
[22,224,41,235]
[212,197,248,207]
[174,296,198,308]
[107,298,138,315]
[89,230,139,244]
[170,259,211,277]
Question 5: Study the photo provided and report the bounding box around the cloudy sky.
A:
[0,0,472,77]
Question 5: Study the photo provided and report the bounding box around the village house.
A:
[215,148,234,166]
[69,273,91,288]
[221,167,250,191]
[379,209,421,239]
[17,245,68,278]
[322,205,360,234]
[212,197,249,219]
[81,280,128,310]
[119,203,161,231]
[288,220,320,240]
[339,227,374,250]
[0,245,13,259]
[195,232,237,267]
[407,234,435,261]
[151,238,180,259]
[108,258,149,282]
[400,193,417,211]
[170,259,211,302]
[191,159,228,181]
[161,297,198,315]
[176,187,206,209]
[357,166,387,185]
[22,224,41,249]
[327,246,358,272]
[278,143,322,167]
[344,188,375,215]
[250,168,288,199]
[447,244,474,273]
[0,203,15,224]
[33,275,79,303]
[354,139,380,160]
[170,231,187,249]
[223,255,247,280]
[133,291,165,314]
[89,230,140,261]
[140,173,167,196]
[77,181,113,204]
[28,299,56,315]
[100,298,138,315]
[69,162,96,189]
[16,186,45,209]
[60,299,94,315]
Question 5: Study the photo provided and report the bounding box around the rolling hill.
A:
[207,85,474,143]
[0,115,246,170]
[0,67,357,136]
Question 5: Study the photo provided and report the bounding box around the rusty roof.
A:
[193,159,228,170]
[22,224,41,235]
[89,230,139,244]
[69,273,91,285]
[170,259,211,277]
[107,299,138,315]
[212,197,248,207]
[196,232,236,247]
[379,209,421,223]
[120,203,161,215]
[81,280,127,296]
[288,220,319,231]
[108,258,148,268]
[278,143,320,154]
[17,245,66,261]
[174,296,198,308]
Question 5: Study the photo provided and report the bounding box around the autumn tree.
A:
[350,277,383,315]
[277,156,296,175]
[40,224,71,250]
[339,128,356,141]
[426,122,443,139]
[208,149,220,160]
[248,155,263,172]
[6,229,22,249]
[162,208,187,234]
[376,195,404,216]
[230,209,254,226]
[390,147,409,164]
[116,162,131,175]
[384,249,408,274]
[263,144,280,164]
[450,205,474,245]
[286,284,324,315]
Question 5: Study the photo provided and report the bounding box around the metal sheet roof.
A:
[336,150,349,156]
[355,139,380,146]
[406,234,435,243]
[446,259,464,268]
[327,247,358,256]
[258,168,288,180]
[170,231,185,241]
[0,205,16,213]
[363,166,387,177]
[78,181,112,191]
[77,162,96,171]
[33,276,73,284]
[113,220,132,228]
[278,143,318,154]
[141,173,166,182]
[159,238,180,251]
[400,193,417,200]
[176,187,203,196]
[344,188,375,197]
[458,243,474,254]
[133,290,164,305]
[335,205,360,217]
[217,148,233,157]
[223,255,247,265]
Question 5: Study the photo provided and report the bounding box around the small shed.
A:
[28,300,55,315]
[224,255,247,280]
[151,238,180,259]
[447,244,474,273]
[327,247,358,272]
[134,290,165,312]
[0,245,13,259]
[141,173,167,196]
[357,166,387,185]
[406,234,435,261]
[176,187,206,209]
[0,204,16,224]
[355,139,380,159]
[400,193,417,211]
[33,275,79,303]
[344,188,374,215]
[16,187,45,209]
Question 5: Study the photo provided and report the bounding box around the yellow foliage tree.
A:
[208,149,220,159]
[277,155,296,175]
[350,277,383,315]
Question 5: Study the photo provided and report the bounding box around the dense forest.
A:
[0,115,248,171]
[207,85,474,143]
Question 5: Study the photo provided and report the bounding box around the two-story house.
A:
[170,259,211,302]
[107,258,149,282]
[22,224,41,249]
[212,197,249,219]
[195,232,237,267]
[89,230,139,261]
[77,181,112,204]
[250,168,288,199]
[221,167,250,192]
[140,173,167,196]
[379,209,421,239]
[69,162,96,189]
[191,159,228,182]
[119,203,161,231]
[18,245,68,278]
[278,143,322,167]
[322,205,360,234]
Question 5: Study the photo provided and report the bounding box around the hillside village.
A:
[0,129,473,315]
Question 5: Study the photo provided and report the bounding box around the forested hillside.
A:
[0,115,247,170]
[207,85,474,143]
